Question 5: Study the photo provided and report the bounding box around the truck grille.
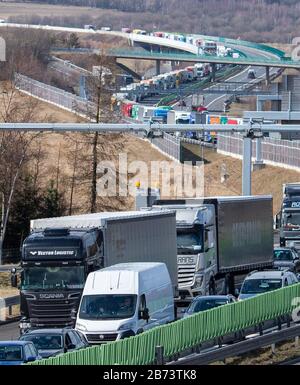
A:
[178,264,196,287]
[27,295,80,328]
[86,333,118,343]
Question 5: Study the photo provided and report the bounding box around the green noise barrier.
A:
[29,283,300,365]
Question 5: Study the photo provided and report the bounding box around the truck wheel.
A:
[209,278,216,295]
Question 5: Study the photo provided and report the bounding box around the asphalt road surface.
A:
[0,321,19,341]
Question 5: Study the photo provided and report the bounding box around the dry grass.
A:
[212,340,300,365]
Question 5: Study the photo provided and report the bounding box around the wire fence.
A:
[15,73,96,118]
[217,133,300,170]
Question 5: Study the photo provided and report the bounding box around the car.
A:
[183,295,237,318]
[19,328,89,359]
[273,247,300,273]
[0,341,41,365]
[238,270,299,300]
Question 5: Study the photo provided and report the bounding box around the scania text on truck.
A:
[144,196,273,300]
[12,211,177,333]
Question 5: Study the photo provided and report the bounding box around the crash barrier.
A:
[30,283,300,365]
[0,296,20,321]
[108,49,297,67]
[217,133,300,171]
[14,73,96,118]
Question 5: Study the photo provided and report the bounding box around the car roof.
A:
[274,247,294,251]
[246,270,290,279]
[193,295,232,301]
[0,341,30,346]
[22,328,70,335]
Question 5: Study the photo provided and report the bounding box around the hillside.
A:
[1,0,299,43]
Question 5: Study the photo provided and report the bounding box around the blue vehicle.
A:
[0,341,41,365]
[183,295,236,318]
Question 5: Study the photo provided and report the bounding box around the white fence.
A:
[217,133,300,170]
[151,133,181,162]
[15,73,96,118]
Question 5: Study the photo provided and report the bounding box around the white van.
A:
[75,263,175,344]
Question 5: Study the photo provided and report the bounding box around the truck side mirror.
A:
[139,308,149,322]
[274,213,280,230]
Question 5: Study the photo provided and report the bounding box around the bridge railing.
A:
[29,283,300,365]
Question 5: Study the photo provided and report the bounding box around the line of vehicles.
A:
[85,25,240,59]
[114,63,214,104]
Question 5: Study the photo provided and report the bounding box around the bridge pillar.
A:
[242,137,252,196]
[211,63,216,82]
[265,66,270,86]
[156,60,161,75]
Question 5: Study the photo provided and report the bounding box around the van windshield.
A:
[79,295,137,320]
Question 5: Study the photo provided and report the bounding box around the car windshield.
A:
[274,250,294,261]
[0,346,23,361]
[21,334,63,350]
[187,298,228,314]
[21,266,85,290]
[79,294,137,320]
[241,279,282,294]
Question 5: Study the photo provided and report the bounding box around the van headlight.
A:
[76,323,87,332]
[118,322,135,331]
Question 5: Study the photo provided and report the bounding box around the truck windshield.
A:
[79,294,137,320]
[177,229,203,254]
[21,266,85,290]
[240,279,282,294]
[283,213,300,227]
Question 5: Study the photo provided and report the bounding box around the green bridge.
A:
[108,49,300,69]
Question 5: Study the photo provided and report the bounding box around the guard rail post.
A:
[155,346,164,365]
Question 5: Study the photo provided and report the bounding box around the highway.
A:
[0,321,19,341]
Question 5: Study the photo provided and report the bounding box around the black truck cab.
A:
[14,228,103,334]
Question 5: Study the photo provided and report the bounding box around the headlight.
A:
[118,322,135,331]
[75,323,87,332]
[194,275,204,287]
[19,322,31,329]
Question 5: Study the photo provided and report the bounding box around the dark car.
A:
[19,328,88,359]
[0,341,41,365]
[183,295,236,318]
[273,247,300,273]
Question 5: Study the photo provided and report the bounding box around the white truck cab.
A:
[75,263,174,344]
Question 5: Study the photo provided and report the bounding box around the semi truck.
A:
[144,196,273,300]
[276,183,300,247]
[12,211,177,333]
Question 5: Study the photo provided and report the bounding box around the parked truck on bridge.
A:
[144,196,274,300]
[12,211,177,333]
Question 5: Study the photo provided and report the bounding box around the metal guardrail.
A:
[0,295,20,320]
[170,323,300,365]
[108,49,300,68]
